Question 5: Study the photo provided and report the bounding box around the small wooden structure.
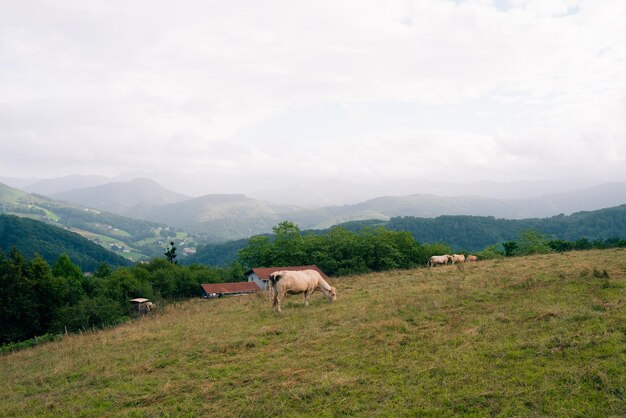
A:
[129,298,155,314]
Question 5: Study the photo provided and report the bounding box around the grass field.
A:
[1,249,625,417]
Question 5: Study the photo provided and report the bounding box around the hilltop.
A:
[2,249,624,416]
[50,178,190,217]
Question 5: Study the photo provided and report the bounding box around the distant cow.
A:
[450,254,465,264]
[145,301,156,312]
[429,255,451,267]
[269,269,337,312]
[466,255,478,262]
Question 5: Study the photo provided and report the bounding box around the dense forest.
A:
[387,204,626,251]
[0,247,244,346]
[0,215,131,271]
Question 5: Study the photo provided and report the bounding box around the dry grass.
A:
[1,249,625,417]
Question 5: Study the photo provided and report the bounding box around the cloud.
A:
[1,0,625,192]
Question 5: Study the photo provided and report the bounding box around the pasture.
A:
[1,249,625,416]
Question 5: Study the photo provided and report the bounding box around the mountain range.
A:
[3,176,626,244]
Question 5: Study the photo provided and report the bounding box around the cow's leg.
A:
[304,290,312,306]
[276,291,283,313]
[272,287,279,311]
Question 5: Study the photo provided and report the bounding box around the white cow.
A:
[269,270,337,312]
[450,254,465,264]
[429,255,451,267]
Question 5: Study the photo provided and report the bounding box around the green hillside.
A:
[0,214,131,271]
[0,182,196,261]
[1,249,624,416]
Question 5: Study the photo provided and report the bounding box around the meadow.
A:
[1,249,625,417]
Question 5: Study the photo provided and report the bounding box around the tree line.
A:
[478,228,626,259]
[0,247,244,346]
[238,221,451,276]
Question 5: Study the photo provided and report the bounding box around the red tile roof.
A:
[246,265,329,281]
[200,282,261,295]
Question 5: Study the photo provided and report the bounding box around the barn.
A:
[245,265,329,290]
[200,282,261,298]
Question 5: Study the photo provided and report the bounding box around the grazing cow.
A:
[466,255,478,262]
[450,254,465,264]
[429,255,451,267]
[269,269,337,312]
[145,301,156,312]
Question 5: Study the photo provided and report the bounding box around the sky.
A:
[1,0,625,196]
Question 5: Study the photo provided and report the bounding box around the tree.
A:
[164,241,177,264]
[0,248,39,343]
[502,241,518,257]
[515,229,552,255]
[272,221,305,266]
[52,254,85,304]
[238,236,273,267]
[94,262,113,278]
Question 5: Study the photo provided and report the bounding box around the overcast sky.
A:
[1,0,625,195]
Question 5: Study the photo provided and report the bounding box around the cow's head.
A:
[326,286,337,302]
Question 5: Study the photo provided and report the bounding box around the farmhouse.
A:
[246,265,329,290]
[200,282,261,298]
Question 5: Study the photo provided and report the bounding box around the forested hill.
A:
[187,204,626,265]
[385,204,626,251]
[0,215,131,271]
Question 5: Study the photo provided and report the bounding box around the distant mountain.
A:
[248,179,377,207]
[247,177,603,206]
[25,174,111,195]
[0,176,41,190]
[506,182,626,218]
[135,182,626,241]
[285,194,524,229]
[6,175,625,245]
[284,182,626,228]
[51,178,191,216]
[0,214,131,271]
[141,194,298,242]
